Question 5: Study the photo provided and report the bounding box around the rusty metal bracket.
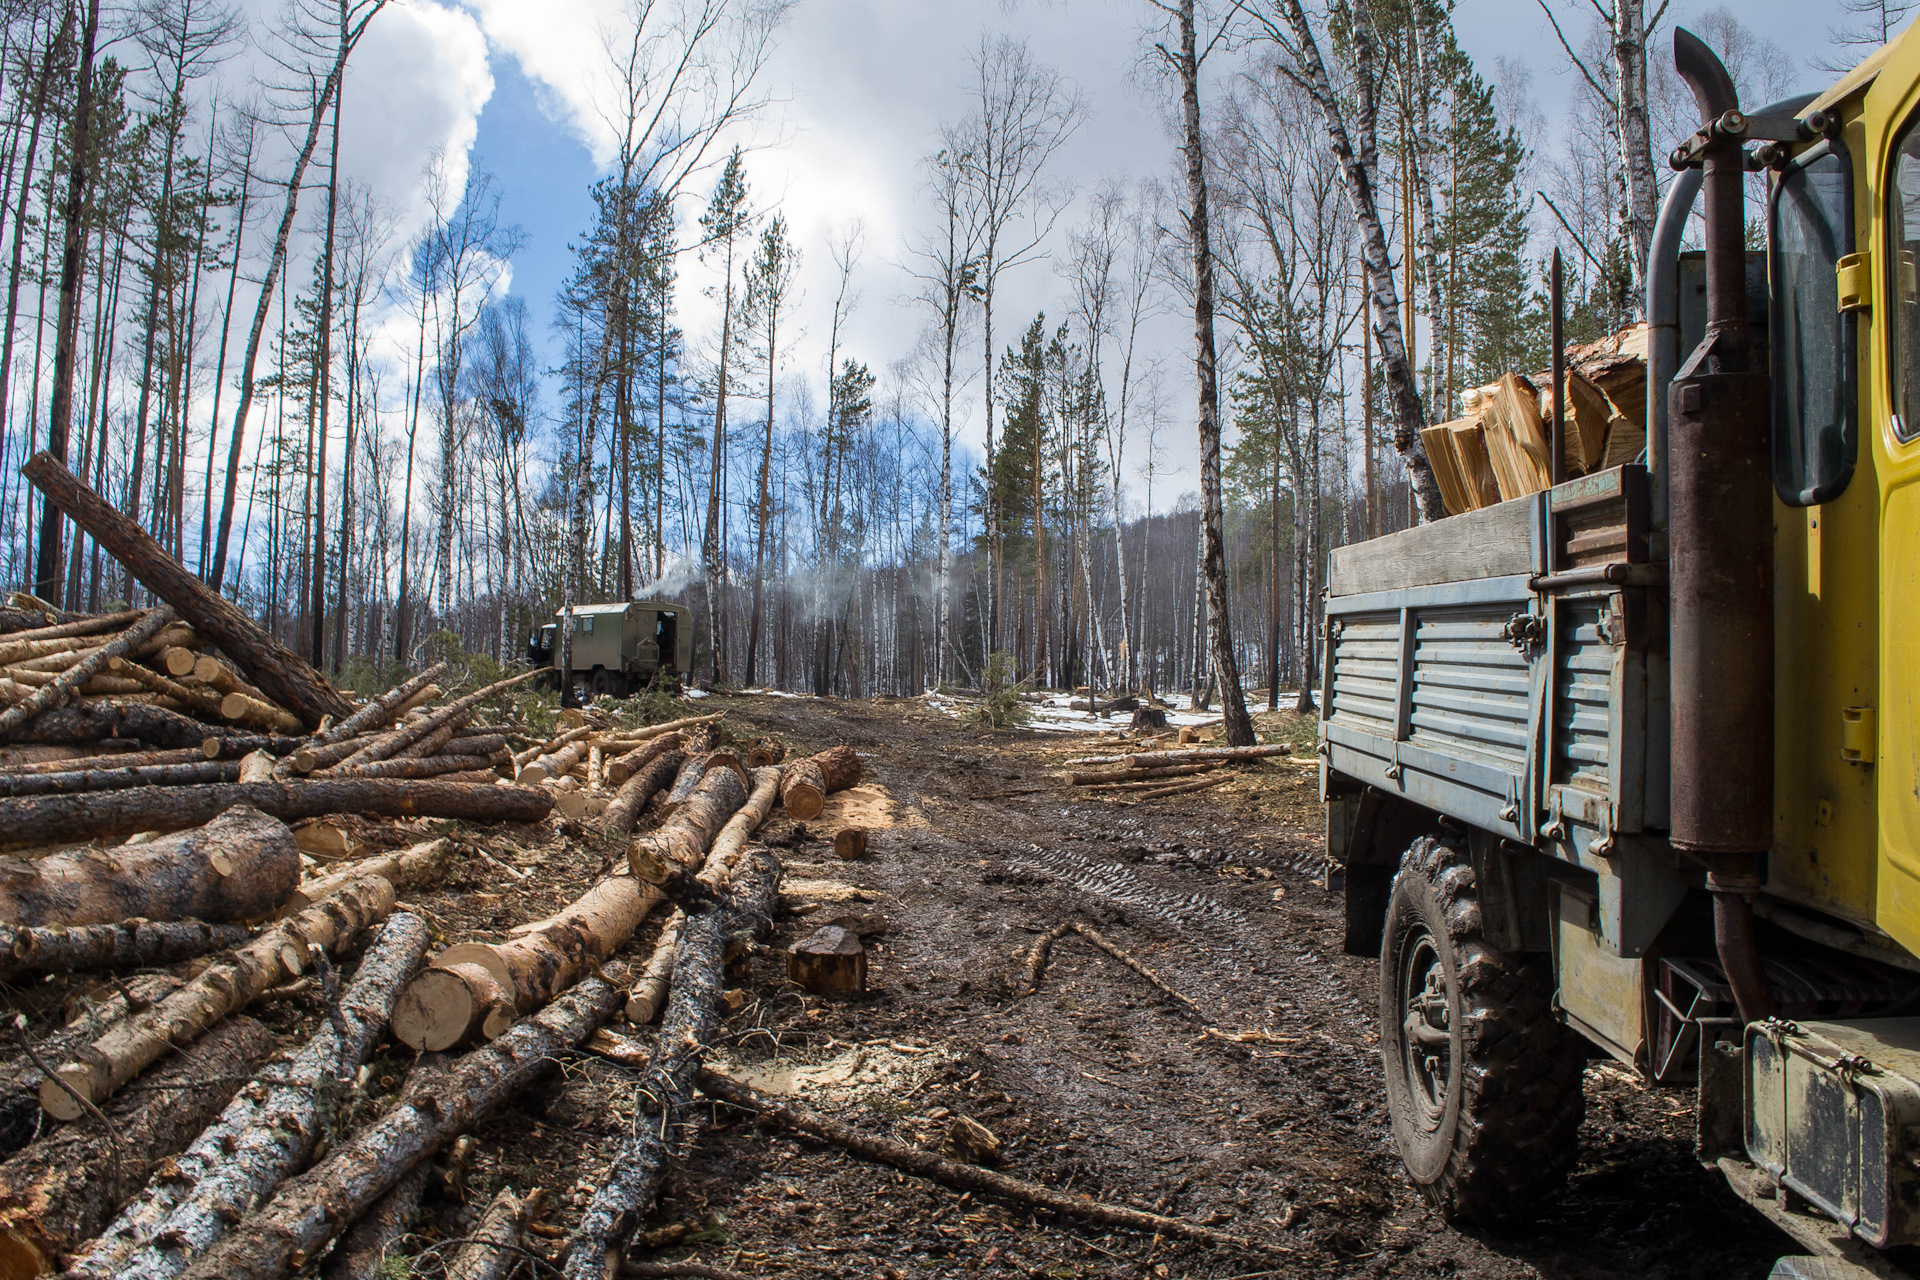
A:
[1502,612,1546,657]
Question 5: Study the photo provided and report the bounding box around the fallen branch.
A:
[171,965,633,1280]
[1068,761,1221,787]
[1023,923,1202,1018]
[1061,744,1290,769]
[694,1069,1284,1257]
[69,914,431,1280]
[1119,775,1230,802]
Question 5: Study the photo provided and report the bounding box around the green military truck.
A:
[527,601,684,698]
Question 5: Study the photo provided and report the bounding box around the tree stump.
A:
[787,926,866,996]
[1128,707,1167,732]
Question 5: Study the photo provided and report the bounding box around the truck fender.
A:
[1337,787,1442,957]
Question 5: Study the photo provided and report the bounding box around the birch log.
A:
[0,805,299,928]
[0,1017,272,1278]
[562,853,781,1280]
[68,914,431,1280]
[777,746,862,821]
[0,778,552,845]
[0,918,252,977]
[318,1163,429,1280]
[40,875,396,1120]
[171,966,632,1280]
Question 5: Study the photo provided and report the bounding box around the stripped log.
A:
[1068,761,1221,786]
[69,914,431,1280]
[0,1017,272,1278]
[12,701,255,749]
[562,853,781,1280]
[401,872,663,1049]
[777,746,861,821]
[336,753,496,781]
[21,452,354,727]
[0,607,179,739]
[171,966,633,1280]
[623,911,685,1025]
[0,758,241,796]
[604,735,680,788]
[446,1186,544,1280]
[1060,743,1290,769]
[600,749,685,841]
[693,1068,1278,1257]
[0,918,251,977]
[0,805,299,928]
[627,762,750,885]
[0,778,552,845]
[330,670,544,772]
[39,874,396,1120]
[280,837,455,915]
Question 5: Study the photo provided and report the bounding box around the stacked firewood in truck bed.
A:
[1421,322,1650,516]
[0,451,890,1278]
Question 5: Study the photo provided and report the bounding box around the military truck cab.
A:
[527,601,683,698]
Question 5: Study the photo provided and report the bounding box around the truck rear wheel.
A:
[1379,835,1585,1222]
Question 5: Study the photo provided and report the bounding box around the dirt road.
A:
[441,691,1793,1279]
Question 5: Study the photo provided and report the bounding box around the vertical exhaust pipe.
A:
[1667,28,1775,1024]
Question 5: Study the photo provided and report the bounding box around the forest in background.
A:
[0,0,1874,715]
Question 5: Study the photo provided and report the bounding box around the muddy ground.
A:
[10,690,1803,1278]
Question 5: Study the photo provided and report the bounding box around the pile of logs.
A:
[1061,742,1295,801]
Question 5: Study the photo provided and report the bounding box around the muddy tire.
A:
[1379,835,1585,1222]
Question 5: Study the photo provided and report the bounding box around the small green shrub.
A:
[978,651,1030,729]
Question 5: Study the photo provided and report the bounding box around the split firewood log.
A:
[0,805,299,928]
[446,1186,544,1280]
[170,964,633,1280]
[278,837,454,915]
[0,606,179,739]
[68,914,431,1280]
[0,918,252,978]
[0,1016,273,1278]
[400,870,663,1051]
[0,777,553,845]
[627,761,750,885]
[39,873,396,1120]
[0,757,242,796]
[778,746,862,821]
[328,670,543,772]
[21,452,354,727]
[562,853,781,1280]
[600,749,684,840]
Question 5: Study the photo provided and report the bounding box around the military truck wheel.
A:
[589,667,613,698]
[1379,835,1585,1223]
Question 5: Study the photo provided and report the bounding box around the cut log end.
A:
[783,785,824,822]
[832,827,868,861]
[391,962,515,1052]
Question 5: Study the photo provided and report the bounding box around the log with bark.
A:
[219,691,305,735]
[777,746,861,821]
[446,1185,544,1280]
[318,1163,429,1280]
[11,701,254,750]
[832,827,868,860]
[517,739,586,786]
[68,914,431,1280]
[0,757,241,796]
[1123,775,1230,802]
[658,753,711,813]
[328,670,543,772]
[0,805,300,928]
[0,742,154,773]
[1060,744,1290,769]
[0,1017,273,1277]
[399,869,664,1050]
[603,734,680,789]
[0,610,143,653]
[745,737,785,767]
[691,1069,1279,1257]
[0,606,180,739]
[0,777,552,845]
[562,853,781,1280]
[1068,761,1221,786]
[695,767,782,894]
[21,452,355,728]
[170,964,633,1280]
[512,725,591,770]
[335,753,497,781]
[627,763,750,886]
[40,874,396,1120]
[393,720,458,760]
[0,918,252,978]
[103,657,226,717]
[269,664,440,778]
[279,837,454,916]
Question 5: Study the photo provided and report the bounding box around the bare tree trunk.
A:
[1614,0,1656,310]
[310,73,343,666]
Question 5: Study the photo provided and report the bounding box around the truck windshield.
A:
[1772,144,1855,504]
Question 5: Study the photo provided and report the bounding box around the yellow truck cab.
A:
[1320,24,1920,1275]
